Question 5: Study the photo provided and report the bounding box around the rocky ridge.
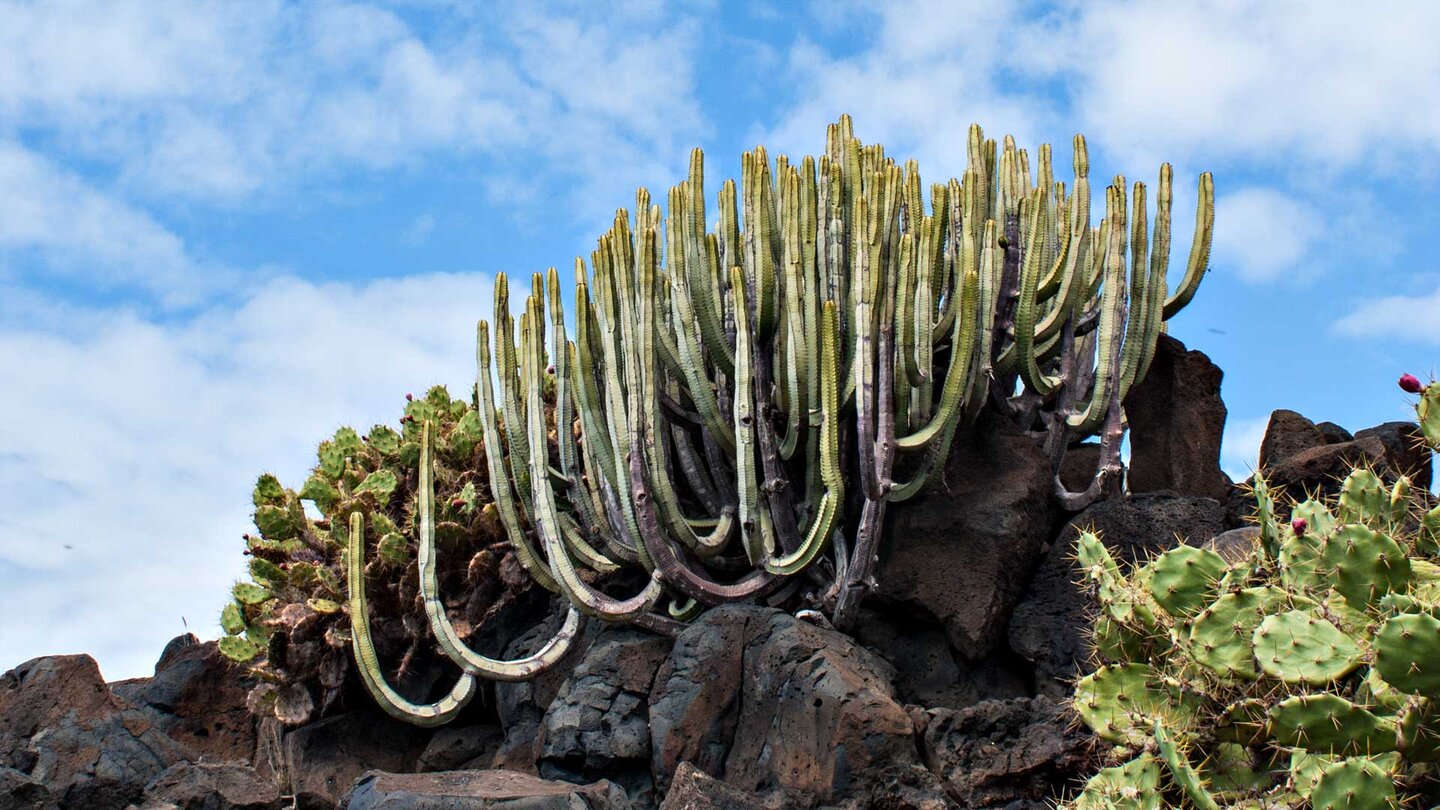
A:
[3,336,1434,809]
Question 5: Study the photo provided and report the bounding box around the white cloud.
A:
[1221,415,1269,482]
[1335,284,1440,344]
[0,272,496,679]
[0,142,219,304]
[1210,187,1321,283]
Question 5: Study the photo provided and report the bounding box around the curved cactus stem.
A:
[1066,183,1129,435]
[414,421,583,680]
[1161,172,1213,319]
[522,299,664,622]
[346,511,477,726]
[474,320,559,593]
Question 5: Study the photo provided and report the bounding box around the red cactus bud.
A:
[546,365,556,375]
[451,497,465,508]
[242,549,252,555]
[406,392,414,401]
[1292,517,1307,535]
[1399,373,1424,394]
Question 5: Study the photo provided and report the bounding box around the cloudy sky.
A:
[2,0,1438,680]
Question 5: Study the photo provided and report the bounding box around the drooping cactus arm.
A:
[474,319,559,593]
[521,299,664,622]
[759,301,844,576]
[1066,183,1129,435]
[414,421,583,681]
[346,511,477,726]
[1161,172,1213,319]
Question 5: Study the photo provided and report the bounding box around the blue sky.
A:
[2,0,1438,680]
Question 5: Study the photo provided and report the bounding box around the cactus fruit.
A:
[1067,399,1440,806]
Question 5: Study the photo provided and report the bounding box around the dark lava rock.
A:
[140,761,281,810]
[110,635,256,764]
[493,609,593,773]
[658,763,774,810]
[0,766,58,810]
[1315,421,1352,445]
[921,697,1094,808]
[537,626,672,804]
[1354,421,1432,489]
[343,769,631,809]
[418,726,505,773]
[876,408,1058,659]
[1258,409,1327,470]
[0,654,191,808]
[648,606,939,808]
[1008,494,1227,694]
[1206,526,1261,563]
[1124,334,1230,500]
[851,604,1028,710]
[282,710,430,809]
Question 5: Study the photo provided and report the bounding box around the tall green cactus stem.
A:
[415,421,583,680]
[347,511,477,726]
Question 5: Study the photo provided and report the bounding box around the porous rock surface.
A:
[10,344,1427,809]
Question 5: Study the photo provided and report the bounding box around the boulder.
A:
[648,606,931,808]
[0,766,58,810]
[418,726,505,773]
[141,762,281,810]
[851,604,1027,710]
[343,769,631,809]
[110,635,256,764]
[538,627,672,804]
[1257,409,1326,470]
[282,710,430,809]
[921,697,1093,808]
[0,654,191,808]
[658,763,773,810]
[1124,334,1230,500]
[1316,421,1352,445]
[1008,494,1227,694]
[1354,422,1432,489]
[1258,433,1395,502]
[493,609,593,773]
[876,407,1058,659]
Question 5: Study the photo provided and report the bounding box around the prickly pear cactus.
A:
[218,385,530,725]
[1063,379,1440,808]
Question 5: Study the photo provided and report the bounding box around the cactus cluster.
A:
[1063,378,1440,809]
[224,116,1216,725]
[217,386,534,725]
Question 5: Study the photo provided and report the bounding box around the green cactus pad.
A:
[306,597,342,614]
[1420,503,1440,555]
[1336,468,1389,526]
[252,473,287,507]
[248,557,286,588]
[1064,754,1164,810]
[1252,609,1362,684]
[1073,663,1202,745]
[232,582,273,605]
[378,532,410,565]
[367,424,402,455]
[1360,666,1410,712]
[1397,697,1440,762]
[1215,698,1269,746]
[1146,545,1228,617]
[1200,742,1267,798]
[253,503,300,542]
[1374,612,1440,694]
[1321,523,1411,610]
[299,475,340,512]
[1077,531,1158,629]
[218,634,262,662]
[1419,380,1440,447]
[1189,586,1294,678]
[1267,694,1397,756]
[1279,528,1326,594]
[1310,757,1398,810]
[1153,721,1218,810]
[1289,749,1334,796]
[317,440,345,479]
[354,469,399,503]
[220,602,246,635]
[1092,615,1159,663]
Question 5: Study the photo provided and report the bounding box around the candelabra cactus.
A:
[1063,401,1440,808]
[225,116,1216,724]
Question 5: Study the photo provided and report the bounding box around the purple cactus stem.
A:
[1292,517,1307,535]
[1399,373,1424,394]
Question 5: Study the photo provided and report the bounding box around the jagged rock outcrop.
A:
[138,761,281,810]
[111,634,256,764]
[1008,493,1228,694]
[1123,334,1230,500]
[343,769,631,809]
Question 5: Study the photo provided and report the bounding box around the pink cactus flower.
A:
[1292,517,1307,535]
[1399,373,1424,394]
